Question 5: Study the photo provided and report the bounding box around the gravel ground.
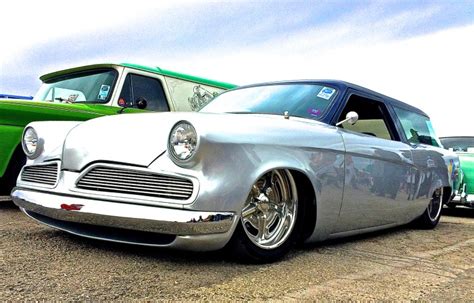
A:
[1,198,473,301]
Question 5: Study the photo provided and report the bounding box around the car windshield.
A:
[34,69,117,104]
[200,83,337,120]
[440,137,474,152]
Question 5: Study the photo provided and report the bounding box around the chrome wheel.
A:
[427,188,443,221]
[240,169,298,250]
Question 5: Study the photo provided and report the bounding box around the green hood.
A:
[0,99,138,127]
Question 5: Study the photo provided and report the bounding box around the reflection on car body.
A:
[12,80,458,262]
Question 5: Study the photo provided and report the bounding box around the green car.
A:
[0,63,236,194]
[440,136,474,207]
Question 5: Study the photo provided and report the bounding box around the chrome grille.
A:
[76,167,194,200]
[21,163,59,186]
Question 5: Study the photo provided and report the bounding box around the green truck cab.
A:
[0,63,236,194]
[440,136,474,207]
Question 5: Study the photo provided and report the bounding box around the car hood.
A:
[61,112,335,171]
[0,99,126,126]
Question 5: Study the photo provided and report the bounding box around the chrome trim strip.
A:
[12,188,234,236]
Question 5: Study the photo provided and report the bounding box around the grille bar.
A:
[77,166,194,200]
[83,173,193,187]
[21,163,59,186]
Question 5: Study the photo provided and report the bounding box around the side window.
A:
[393,107,440,147]
[338,94,397,141]
[118,74,169,112]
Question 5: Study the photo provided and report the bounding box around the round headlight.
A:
[168,121,198,161]
[22,127,40,158]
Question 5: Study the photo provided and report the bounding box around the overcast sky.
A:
[1,0,473,136]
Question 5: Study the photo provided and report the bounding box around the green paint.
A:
[0,63,236,188]
[459,153,474,195]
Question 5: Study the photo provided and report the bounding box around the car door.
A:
[117,70,170,112]
[332,90,416,233]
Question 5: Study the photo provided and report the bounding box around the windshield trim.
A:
[38,68,119,104]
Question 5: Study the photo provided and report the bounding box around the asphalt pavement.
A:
[1,198,473,301]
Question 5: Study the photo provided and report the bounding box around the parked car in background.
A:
[0,94,33,100]
[0,63,236,194]
[12,80,457,262]
[440,136,474,207]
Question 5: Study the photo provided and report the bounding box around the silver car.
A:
[12,81,458,262]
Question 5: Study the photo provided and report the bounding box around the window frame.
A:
[38,68,119,104]
[118,72,170,112]
[333,89,402,142]
[391,105,441,147]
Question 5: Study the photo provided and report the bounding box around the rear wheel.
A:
[228,169,301,263]
[415,188,443,229]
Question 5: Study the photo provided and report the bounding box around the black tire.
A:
[227,169,305,263]
[0,145,26,195]
[414,188,443,229]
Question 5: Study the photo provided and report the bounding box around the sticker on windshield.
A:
[67,94,79,102]
[98,85,111,100]
[307,108,321,117]
[317,87,335,100]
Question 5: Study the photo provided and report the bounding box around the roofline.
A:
[230,79,428,117]
[40,63,237,89]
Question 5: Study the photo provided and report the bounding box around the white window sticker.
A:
[98,84,111,100]
[317,87,335,100]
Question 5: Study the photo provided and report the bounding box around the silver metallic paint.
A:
[14,111,455,249]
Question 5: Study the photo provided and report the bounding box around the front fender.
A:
[150,139,345,241]
[23,121,83,166]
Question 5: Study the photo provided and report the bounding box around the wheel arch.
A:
[289,169,317,243]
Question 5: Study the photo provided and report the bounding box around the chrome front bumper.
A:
[12,188,238,251]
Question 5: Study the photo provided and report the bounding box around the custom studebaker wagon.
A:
[0,63,235,194]
[12,80,458,262]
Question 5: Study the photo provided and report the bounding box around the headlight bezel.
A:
[22,126,43,159]
[168,120,199,164]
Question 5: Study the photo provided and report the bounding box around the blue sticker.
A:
[98,85,110,100]
[317,87,335,100]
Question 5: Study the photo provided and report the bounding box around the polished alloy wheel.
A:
[427,188,443,221]
[240,169,298,250]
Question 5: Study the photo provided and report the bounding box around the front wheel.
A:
[415,188,443,229]
[228,169,301,263]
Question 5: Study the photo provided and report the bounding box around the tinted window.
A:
[118,74,169,112]
[394,107,440,147]
[202,84,337,121]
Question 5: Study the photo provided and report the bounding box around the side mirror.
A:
[336,111,359,126]
[136,97,148,109]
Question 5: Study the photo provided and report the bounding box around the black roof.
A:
[234,79,429,117]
